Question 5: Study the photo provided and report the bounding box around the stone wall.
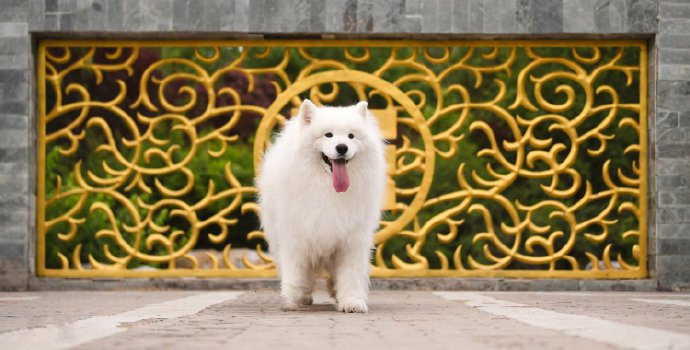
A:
[1,0,685,290]
[0,0,30,290]
[21,0,657,34]
[656,1,690,291]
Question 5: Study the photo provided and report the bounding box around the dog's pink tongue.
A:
[332,159,349,193]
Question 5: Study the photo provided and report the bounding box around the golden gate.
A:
[37,40,648,279]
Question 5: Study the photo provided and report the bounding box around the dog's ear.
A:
[299,99,316,126]
[355,101,368,119]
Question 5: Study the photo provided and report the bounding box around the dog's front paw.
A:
[298,295,313,306]
[337,297,368,313]
[281,294,312,311]
[281,301,300,311]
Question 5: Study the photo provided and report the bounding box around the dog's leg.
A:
[325,263,337,300]
[334,246,370,313]
[326,276,337,300]
[300,267,318,306]
[280,258,315,311]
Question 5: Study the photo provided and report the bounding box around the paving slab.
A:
[0,290,688,350]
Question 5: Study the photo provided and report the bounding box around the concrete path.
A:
[1,290,689,350]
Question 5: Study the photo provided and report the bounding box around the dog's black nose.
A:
[336,144,348,155]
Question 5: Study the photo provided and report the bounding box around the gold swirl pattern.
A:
[37,40,647,278]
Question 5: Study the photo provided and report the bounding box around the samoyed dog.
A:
[257,99,386,313]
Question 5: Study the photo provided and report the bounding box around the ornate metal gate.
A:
[37,40,647,278]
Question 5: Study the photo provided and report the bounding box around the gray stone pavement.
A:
[1,289,690,350]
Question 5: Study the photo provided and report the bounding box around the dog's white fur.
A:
[257,100,386,313]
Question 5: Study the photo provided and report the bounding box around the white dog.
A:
[257,99,386,313]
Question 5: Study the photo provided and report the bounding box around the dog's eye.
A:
[348,133,354,139]
[325,132,333,138]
